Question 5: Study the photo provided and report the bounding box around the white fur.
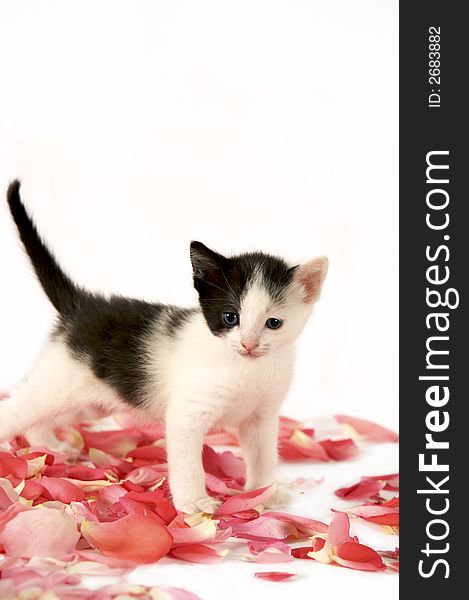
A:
[0,258,327,513]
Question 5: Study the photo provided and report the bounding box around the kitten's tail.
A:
[6,180,81,317]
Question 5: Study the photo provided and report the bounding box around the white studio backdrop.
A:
[0,0,398,430]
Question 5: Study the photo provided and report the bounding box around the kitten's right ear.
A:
[190,241,223,279]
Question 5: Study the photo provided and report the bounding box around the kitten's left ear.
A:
[292,256,328,304]
[190,241,224,279]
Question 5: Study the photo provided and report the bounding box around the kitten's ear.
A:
[292,256,328,304]
[190,241,223,278]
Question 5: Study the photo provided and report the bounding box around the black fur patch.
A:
[190,241,295,336]
[60,296,194,406]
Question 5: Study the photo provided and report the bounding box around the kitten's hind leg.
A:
[0,339,117,443]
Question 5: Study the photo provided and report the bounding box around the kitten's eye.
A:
[266,318,283,330]
[223,312,239,327]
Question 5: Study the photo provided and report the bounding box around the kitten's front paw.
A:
[263,486,291,509]
[179,496,221,515]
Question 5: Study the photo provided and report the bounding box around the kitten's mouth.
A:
[239,350,263,359]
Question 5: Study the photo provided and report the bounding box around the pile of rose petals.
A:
[335,473,400,537]
[0,402,399,598]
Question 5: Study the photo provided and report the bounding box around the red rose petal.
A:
[335,479,384,500]
[0,454,28,479]
[80,428,142,456]
[279,430,329,462]
[319,438,360,461]
[81,513,172,563]
[291,546,313,559]
[335,414,399,442]
[39,477,86,503]
[332,541,386,571]
[254,571,297,582]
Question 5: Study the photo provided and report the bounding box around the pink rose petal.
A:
[80,428,142,456]
[307,511,353,563]
[0,505,80,559]
[335,414,399,442]
[0,478,19,508]
[202,446,246,484]
[81,513,172,563]
[171,543,229,563]
[247,540,293,563]
[219,515,298,542]
[169,516,217,545]
[215,485,274,516]
[263,511,329,536]
[205,472,241,496]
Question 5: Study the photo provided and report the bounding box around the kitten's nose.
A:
[241,340,259,353]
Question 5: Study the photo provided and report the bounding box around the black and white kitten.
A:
[1,181,328,513]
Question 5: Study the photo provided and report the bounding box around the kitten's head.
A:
[190,241,328,358]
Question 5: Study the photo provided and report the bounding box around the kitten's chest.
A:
[209,355,294,426]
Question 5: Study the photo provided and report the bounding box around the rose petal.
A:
[169,516,217,545]
[96,484,128,507]
[262,511,329,536]
[88,447,133,474]
[291,546,313,559]
[348,502,400,527]
[0,505,80,559]
[125,464,167,487]
[127,444,167,463]
[39,477,86,503]
[335,479,385,500]
[332,541,386,571]
[202,446,246,484]
[319,438,360,461]
[171,544,229,563]
[19,479,45,502]
[254,571,297,582]
[361,473,400,491]
[215,485,274,516]
[80,428,142,456]
[247,540,293,563]
[0,453,28,478]
[307,511,353,563]
[81,513,172,563]
[205,472,240,496]
[219,515,298,542]
[335,415,399,443]
[0,478,19,508]
[279,430,329,462]
[67,465,109,481]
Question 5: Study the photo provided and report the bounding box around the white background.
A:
[0,1,398,598]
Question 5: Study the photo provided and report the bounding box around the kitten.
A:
[1,181,328,513]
